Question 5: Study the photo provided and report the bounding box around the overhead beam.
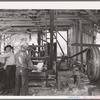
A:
[85,10,98,23]
[0,24,35,27]
[77,14,100,28]
[0,17,32,21]
[72,43,100,47]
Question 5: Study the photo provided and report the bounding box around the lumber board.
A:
[72,43,100,47]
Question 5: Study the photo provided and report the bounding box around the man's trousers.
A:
[6,65,16,90]
[14,67,28,95]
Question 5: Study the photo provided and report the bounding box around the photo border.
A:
[0,0,100,100]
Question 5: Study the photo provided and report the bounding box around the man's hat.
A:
[20,42,29,48]
[4,45,13,51]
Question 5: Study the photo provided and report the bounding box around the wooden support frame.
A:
[0,32,1,54]
[79,20,83,72]
[40,38,48,43]
[85,10,98,23]
[72,43,100,47]
[38,31,41,57]
[49,10,54,70]
[67,30,69,57]
[77,14,100,28]
[75,24,78,61]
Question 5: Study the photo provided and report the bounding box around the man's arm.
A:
[0,52,10,59]
[27,55,37,70]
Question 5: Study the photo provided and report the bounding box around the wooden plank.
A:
[67,30,69,56]
[0,24,35,27]
[31,56,49,60]
[0,32,1,54]
[86,26,100,34]
[77,14,100,28]
[72,43,100,47]
[40,39,48,43]
[85,10,98,23]
[0,17,32,21]
[38,31,41,56]
[49,10,54,70]
[82,28,95,37]
[79,20,83,72]
[75,24,78,61]
[0,23,71,28]
[29,72,47,77]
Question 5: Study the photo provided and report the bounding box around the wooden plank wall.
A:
[68,24,94,64]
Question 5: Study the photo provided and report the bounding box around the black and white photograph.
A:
[0,2,100,98]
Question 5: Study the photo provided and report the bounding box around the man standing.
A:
[15,42,36,95]
[0,45,16,92]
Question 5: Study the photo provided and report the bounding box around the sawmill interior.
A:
[0,9,100,96]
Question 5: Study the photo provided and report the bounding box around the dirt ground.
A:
[28,71,95,96]
[1,70,100,96]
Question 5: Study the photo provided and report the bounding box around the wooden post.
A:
[42,35,43,49]
[4,34,5,48]
[45,12,48,43]
[29,33,31,41]
[79,20,83,72]
[76,24,78,61]
[38,31,41,57]
[49,10,54,70]
[0,32,1,54]
[67,29,70,56]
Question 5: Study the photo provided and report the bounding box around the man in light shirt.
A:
[0,45,16,92]
[14,42,37,95]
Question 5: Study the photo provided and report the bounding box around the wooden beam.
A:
[82,28,96,37]
[29,45,44,48]
[77,14,100,28]
[31,56,49,60]
[38,31,41,56]
[79,20,83,72]
[0,17,32,21]
[49,10,54,70]
[0,21,72,28]
[75,24,78,61]
[72,43,100,47]
[86,26,100,34]
[0,32,1,54]
[85,10,98,23]
[0,24,35,27]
